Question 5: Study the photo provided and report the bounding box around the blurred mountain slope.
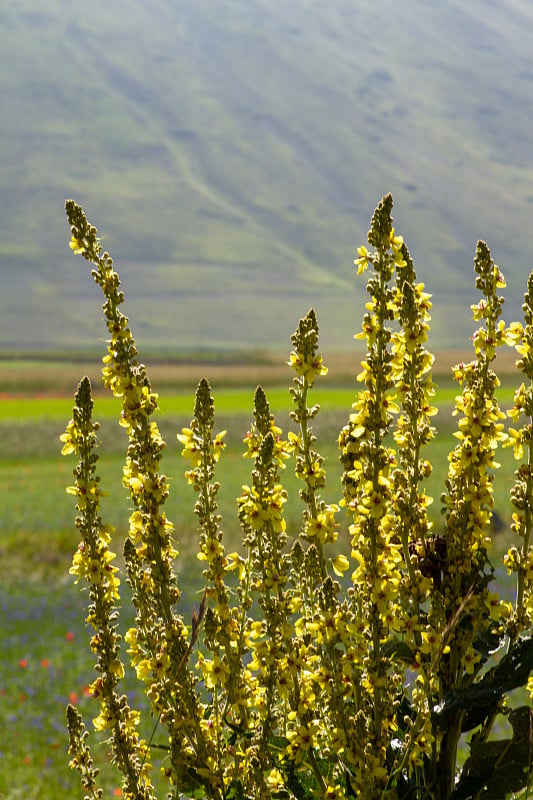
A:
[1,0,533,353]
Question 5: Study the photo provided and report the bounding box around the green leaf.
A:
[485,636,533,693]
[226,779,247,800]
[473,626,504,666]
[449,707,533,799]
[433,636,533,732]
[382,637,417,665]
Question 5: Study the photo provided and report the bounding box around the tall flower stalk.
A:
[289,309,339,584]
[433,241,518,796]
[505,272,533,645]
[237,387,293,787]
[63,377,155,800]
[388,241,439,784]
[338,194,407,795]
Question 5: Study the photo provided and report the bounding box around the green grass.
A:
[0,372,523,589]
[0,370,526,799]
[0,404,521,799]
[0,387,357,421]
[0,382,521,422]
[0,387,521,584]
[0,584,112,800]
[0,582,189,800]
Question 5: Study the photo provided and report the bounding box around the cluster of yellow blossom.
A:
[62,377,154,798]
[288,350,328,385]
[238,482,287,534]
[503,272,533,648]
[337,196,413,794]
[287,310,329,389]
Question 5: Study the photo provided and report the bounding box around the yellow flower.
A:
[135,658,153,682]
[332,554,350,576]
[354,245,371,274]
[266,769,285,792]
[60,421,81,455]
[324,785,347,800]
[297,458,326,488]
[305,506,339,544]
[419,627,439,656]
[69,235,86,255]
[390,228,406,267]
[197,537,224,563]
[403,324,428,353]
[389,227,403,250]
[485,592,511,621]
[504,321,523,345]
[289,351,328,384]
[363,486,389,519]
[226,551,246,580]
[462,646,481,675]
[213,430,226,461]
[199,653,230,688]
[151,649,170,679]
[177,427,202,466]
[92,703,117,731]
[503,427,523,459]
[355,314,379,345]
[286,721,318,761]
[108,659,125,679]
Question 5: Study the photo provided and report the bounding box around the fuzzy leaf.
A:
[449,707,532,799]
[382,637,417,665]
[434,636,533,732]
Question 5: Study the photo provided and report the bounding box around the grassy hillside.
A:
[1,0,533,353]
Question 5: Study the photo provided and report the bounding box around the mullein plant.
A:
[62,377,154,800]
[63,196,533,800]
[505,270,533,643]
[338,195,438,795]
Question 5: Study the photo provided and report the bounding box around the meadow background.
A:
[0,353,525,798]
[2,0,533,797]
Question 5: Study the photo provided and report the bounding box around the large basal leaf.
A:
[449,706,532,799]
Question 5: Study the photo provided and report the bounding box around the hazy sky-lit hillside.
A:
[2,0,533,353]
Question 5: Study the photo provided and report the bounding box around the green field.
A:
[0,358,527,799]
[0,387,354,421]
[0,382,521,422]
[0,375,521,585]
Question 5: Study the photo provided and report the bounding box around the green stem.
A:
[438,711,464,800]
[298,376,326,580]
[370,256,389,746]
[514,438,533,640]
